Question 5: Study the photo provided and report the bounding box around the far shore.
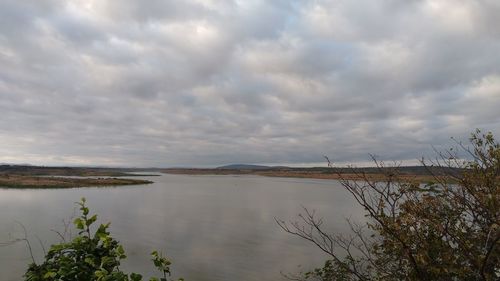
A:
[162,167,448,183]
[0,164,458,187]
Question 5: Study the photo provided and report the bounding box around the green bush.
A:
[24,198,183,281]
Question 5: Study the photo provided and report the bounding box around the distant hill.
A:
[216,164,274,170]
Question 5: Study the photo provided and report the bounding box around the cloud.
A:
[0,0,499,167]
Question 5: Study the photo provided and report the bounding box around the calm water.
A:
[0,174,365,281]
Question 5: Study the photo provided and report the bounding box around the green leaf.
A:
[130,273,143,281]
[43,271,57,278]
[74,218,84,230]
[87,214,97,226]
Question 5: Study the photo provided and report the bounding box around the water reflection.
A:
[0,174,366,281]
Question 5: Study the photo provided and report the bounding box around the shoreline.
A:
[0,175,153,189]
[162,168,441,183]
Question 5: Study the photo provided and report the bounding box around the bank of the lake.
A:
[163,168,442,182]
[0,174,152,188]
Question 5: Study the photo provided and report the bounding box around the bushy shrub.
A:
[279,130,500,280]
[24,198,183,281]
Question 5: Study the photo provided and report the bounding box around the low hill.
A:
[216,164,274,170]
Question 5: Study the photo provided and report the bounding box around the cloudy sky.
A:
[1,0,499,167]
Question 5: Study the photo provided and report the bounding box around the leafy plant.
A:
[24,198,183,281]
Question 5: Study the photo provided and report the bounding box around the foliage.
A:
[24,198,183,281]
[278,130,500,281]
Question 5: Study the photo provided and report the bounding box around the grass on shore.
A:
[162,168,442,183]
[0,175,153,189]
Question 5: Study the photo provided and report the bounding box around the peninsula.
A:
[0,165,154,188]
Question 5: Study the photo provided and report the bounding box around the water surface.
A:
[0,174,364,281]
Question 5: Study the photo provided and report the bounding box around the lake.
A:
[0,174,365,281]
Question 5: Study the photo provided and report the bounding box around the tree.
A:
[277,129,500,281]
[24,198,183,281]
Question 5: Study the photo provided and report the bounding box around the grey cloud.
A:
[96,0,212,23]
[0,0,499,167]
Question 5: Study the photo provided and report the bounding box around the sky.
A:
[0,0,500,167]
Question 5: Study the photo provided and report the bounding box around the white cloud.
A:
[0,0,499,167]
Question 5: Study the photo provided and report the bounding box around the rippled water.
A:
[0,174,365,281]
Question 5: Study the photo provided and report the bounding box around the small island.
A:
[0,175,152,189]
[0,165,154,188]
